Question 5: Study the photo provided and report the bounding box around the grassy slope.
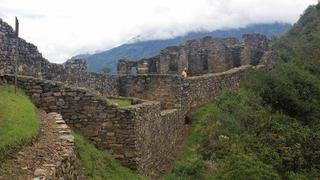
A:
[165,103,218,180]
[108,98,132,107]
[0,85,39,160]
[166,3,320,179]
[73,132,143,180]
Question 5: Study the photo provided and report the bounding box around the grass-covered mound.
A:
[73,132,143,180]
[0,85,39,160]
[166,3,320,179]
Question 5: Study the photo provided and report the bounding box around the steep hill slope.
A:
[166,2,320,179]
[72,23,290,73]
[274,3,320,74]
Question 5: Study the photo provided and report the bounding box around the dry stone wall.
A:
[133,104,186,177]
[0,74,186,177]
[0,18,272,178]
[118,34,269,76]
[0,75,137,168]
[119,65,254,114]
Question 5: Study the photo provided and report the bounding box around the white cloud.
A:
[0,0,317,63]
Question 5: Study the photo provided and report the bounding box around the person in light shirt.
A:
[181,67,188,78]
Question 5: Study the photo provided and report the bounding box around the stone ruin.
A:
[0,18,279,177]
[118,34,270,76]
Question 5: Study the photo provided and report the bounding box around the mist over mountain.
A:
[72,23,291,73]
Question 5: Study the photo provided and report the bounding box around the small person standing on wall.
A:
[181,67,188,78]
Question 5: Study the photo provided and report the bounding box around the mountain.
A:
[71,23,291,73]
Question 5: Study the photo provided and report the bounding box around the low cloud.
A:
[0,0,317,63]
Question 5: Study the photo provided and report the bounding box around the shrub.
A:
[216,155,280,180]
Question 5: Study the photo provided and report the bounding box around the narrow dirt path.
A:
[0,110,76,179]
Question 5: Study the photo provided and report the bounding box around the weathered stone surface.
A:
[0,18,272,178]
[118,34,270,76]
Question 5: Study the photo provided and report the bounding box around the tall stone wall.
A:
[118,34,268,76]
[242,34,269,65]
[134,104,185,177]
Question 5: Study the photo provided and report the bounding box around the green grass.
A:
[165,103,217,180]
[108,98,132,107]
[0,85,39,160]
[73,132,144,180]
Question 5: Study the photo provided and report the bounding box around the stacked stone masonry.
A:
[119,65,254,113]
[0,74,188,176]
[118,34,270,76]
[0,18,276,177]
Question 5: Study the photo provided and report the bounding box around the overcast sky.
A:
[0,0,317,63]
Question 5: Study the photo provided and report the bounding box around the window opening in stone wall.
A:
[201,50,208,70]
[169,55,178,71]
[131,66,137,75]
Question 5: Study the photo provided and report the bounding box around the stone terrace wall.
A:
[0,75,185,177]
[0,75,136,168]
[119,65,253,114]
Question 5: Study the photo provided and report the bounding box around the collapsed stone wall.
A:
[118,34,269,76]
[0,18,119,96]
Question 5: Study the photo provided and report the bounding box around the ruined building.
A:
[0,18,278,178]
[118,34,269,76]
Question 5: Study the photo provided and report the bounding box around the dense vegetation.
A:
[73,132,143,180]
[72,23,290,73]
[167,3,320,179]
[0,85,39,160]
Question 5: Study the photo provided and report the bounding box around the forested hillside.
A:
[166,3,320,179]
